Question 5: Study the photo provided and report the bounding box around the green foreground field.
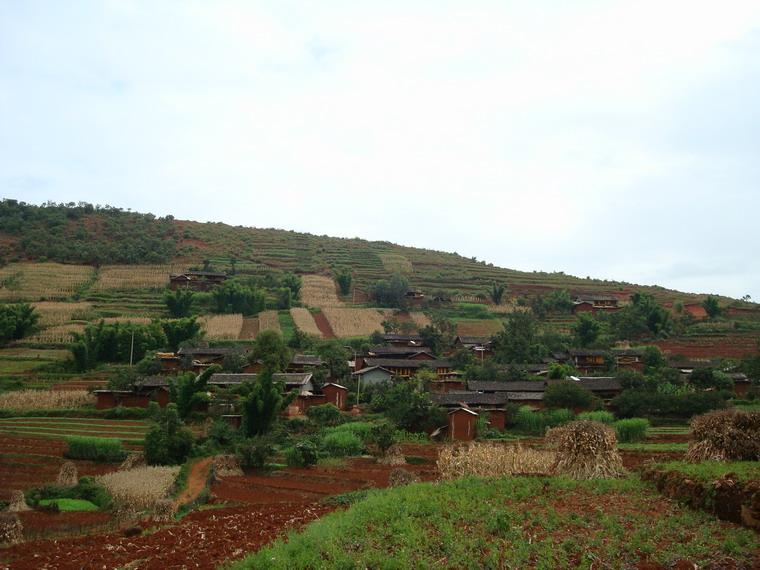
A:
[232,475,759,569]
[0,417,148,445]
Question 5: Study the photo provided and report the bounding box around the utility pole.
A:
[129,330,135,367]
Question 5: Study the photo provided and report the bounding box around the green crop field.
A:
[0,417,148,445]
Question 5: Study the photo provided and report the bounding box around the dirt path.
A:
[239,317,258,340]
[312,311,336,339]
[174,456,212,507]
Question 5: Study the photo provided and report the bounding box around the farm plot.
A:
[0,263,94,301]
[19,323,86,345]
[301,275,344,308]
[0,417,148,445]
[0,389,94,410]
[289,308,323,338]
[99,316,153,325]
[257,310,282,335]
[454,318,504,337]
[322,308,385,337]
[31,302,93,326]
[93,264,185,291]
[200,313,244,340]
[378,253,413,274]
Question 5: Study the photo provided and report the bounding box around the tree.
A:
[488,283,507,305]
[241,369,297,436]
[250,330,291,372]
[144,404,195,465]
[573,313,601,347]
[334,268,353,296]
[641,346,665,370]
[164,289,194,318]
[315,340,350,379]
[702,295,722,319]
[492,312,547,364]
[161,317,202,351]
[372,273,409,308]
[276,287,292,310]
[0,303,39,345]
[281,273,302,300]
[370,379,445,432]
[211,281,266,315]
[543,381,594,410]
[689,368,733,391]
[169,365,219,419]
[70,321,167,371]
[605,292,671,340]
[547,362,576,379]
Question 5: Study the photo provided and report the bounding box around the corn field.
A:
[437,442,554,479]
[409,312,431,329]
[97,466,181,511]
[378,253,413,274]
[0,389,94,410]
[257,310,281,334]
[322,307,385,337]
[300,275,344,308]
[199,313,243,340]
[289,307,323,337]
[100,316,153,325]
[93,264,185,291]
[20,324,86,345]
[0,263,94,301]
[32,302,94,326]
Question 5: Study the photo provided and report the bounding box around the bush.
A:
[285,440,319,468]
[686,409,760,462]
[65,436,126,463]
[546,420,625,480]
[370,422,397,454]
[25,476,111,510]
[612,389,728,419]
[543,381,594,410]
[321,431,364,457]
[236,436,275,469]
[577,411,615,424]
[306,404,343,427]
[143,405,195,466]
[514,407,573,435]
[323,422,374,442]
[614,418,649,443]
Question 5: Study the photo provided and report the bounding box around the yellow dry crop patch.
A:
[409,312,431,329]
[378,253,413,273]
[322,308,385,337]
[257,310,281,335]
[32,301,94,326]
[0,263,94,301]
[289,308,323,338]
[199,314,243,340]
[93,264,185,291]
[97,466,180,511]
[100,316,153,325]
[20,323,86,345]
[300,275,344,308]
[0,348,70,360]
[0,389,94,410]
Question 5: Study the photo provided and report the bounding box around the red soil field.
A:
[312,311,336,338]
[653,334,760,359]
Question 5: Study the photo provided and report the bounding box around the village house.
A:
[169,270,227,291]
[380,333,424,347]
[208,372,315,394]
[447,407,479,441]
[554,376,623,402]
[352,365,394,386]
[431,392,508,430]
[176,346,248,373]
[354,346,435,372]
[94,376,170,409]
[361,357,455,379]
[612,348,645,371]
[567,349,608,374]
[572,295,620,314]
[287,354,325,373]
[466,380,547,409]
[452,336,494,359]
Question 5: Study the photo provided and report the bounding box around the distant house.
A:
[169,271,227,291]
[362,357,455,379]
[208,372,315,395]
[94,376,170,409]
[322,383,349,410]
[572,295,620,314]
[355,346,435,371]
[155,352,181,374]
[612,348,645,371]
[287,354,325,373]
[467,380,547,393]
[727,373,752,398]
[555,376,623,401]
[380,334,424,347]
[352,366,394,386]
[567,349,608,374]
[452,336,494,359]
[448,407,479,441]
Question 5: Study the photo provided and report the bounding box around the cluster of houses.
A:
[94,330,752,442]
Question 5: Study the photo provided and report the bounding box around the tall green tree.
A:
[334,268,353,296]
[211,281,266,315]
[161,317,202,351]
[164,288,194,318]
[492,312,547,364]
[250,330,291,372]
[372,273,410,308]
[572,313,601,347]
[702,295,722,319]
[488,283,507,305]
[281,273,302,300]
[241,369,296,436]
[144,403,195,465]
[0,303,38,345]
[315,340,350,379]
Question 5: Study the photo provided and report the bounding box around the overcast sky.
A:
[1,1,759,300]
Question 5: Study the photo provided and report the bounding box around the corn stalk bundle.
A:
[686,409,760,463]
[437,442,554,480]
[546,420,625,480]
[7,491,30,512]
[56,461,78,488]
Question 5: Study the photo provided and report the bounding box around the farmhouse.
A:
[572,295,620,314]
[567,349,608,374]
[287,354,325,373]
[177,346,247,371]
[352,365,394,386]
[452,336,494,359]
[208,372,315,394]
[380,333,424,347]
[557,376,623,401]
[447,407,479,441]
[612,348,645,371]
[467,380,547,393]
[362,357,455,379]
[355,346,435,372]
[169,270,227,291]
[94,376,170,409]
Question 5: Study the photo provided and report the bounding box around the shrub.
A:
[546,420,625,480]
[577,410,615,424]
[25,476,111,510]
[514,407,573,435]
[324,422,374,441]
[285,440,319,468]
[686,409,760,462]
[306,404,343,427]
[65,436,126,463]
[543,381,594,410]
[370,421,397,455]
[614,418,649,443]
[388,468,420,487]
[612,389,727,419]
[144,404,195,465]
[321,431,363,457]
[236,436,275,469]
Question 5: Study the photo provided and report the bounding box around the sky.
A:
[1,1,759,300]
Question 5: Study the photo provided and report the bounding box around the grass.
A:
[0,417,147,445]
[231,475,759,569]
[65,436,127,462]
[38,498,100,512]
[618,443,688,452]
[651,461,760,484]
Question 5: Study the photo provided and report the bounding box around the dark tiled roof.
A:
[574,377,622,391]
[456,336,493,345]
[575,295,619,302]
[612,349,645,357]
[366,346,433,355]
[506,392,544,401]
[134,376,170,388]
[363,358,453,369]
[380,334,423,342]
[185,271,227,277]
[353,366,394,376]
[291,354,324,366]
[209,372,312,386]
[568,349,608,357]
[468,380,547,392]
[431,392,507,406]
[177,347,241,357]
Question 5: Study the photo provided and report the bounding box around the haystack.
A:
[378,444,406,466]
[119,452,146,471]
[56,461,78,487]
[388,468,420,487]
[686,409,760,463]
[152,499,176,522]
[212,454,243,479]
[547,420,625,480]
[7,491,30,512]
[0,513,23,546]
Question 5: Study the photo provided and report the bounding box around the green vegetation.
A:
[38,498,100,512]
[651,460,760,484]
[320,431,363,457]
[164,288,194,318]
[144,404,194,465]
[231,476,759,569]
[26,476,112,510]
[0,303,39,346]
[240,369,297,437]
[618,443,688,452]
[614,418,650,443]
[514,407,573,435]
[543,381,595,410]
[64,436,127,462]
[70,321,167,371]
[577,410,615,424]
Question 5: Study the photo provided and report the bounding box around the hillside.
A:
[0,200,749,306]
